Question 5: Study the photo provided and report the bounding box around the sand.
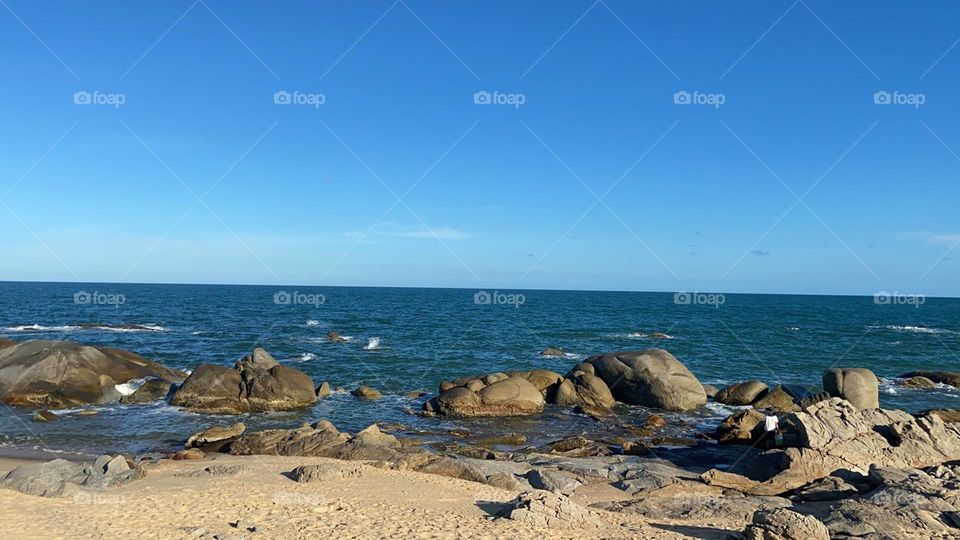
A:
[0,454,740,539]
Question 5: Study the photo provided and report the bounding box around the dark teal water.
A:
[1,282,958,455]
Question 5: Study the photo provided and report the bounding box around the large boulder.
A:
[500,491,598,529]
[715,380,768,405]
[753,385,800,412]
[1,455,144,497]
[553,364,615,409]
[744,508,830,540]
[822,368,879,409]
[423,376,545,417]
[716,409,765,444]
[185,422,246,452]
[0,340,186,408]
[582,349,706,411]
[169,348,316,414]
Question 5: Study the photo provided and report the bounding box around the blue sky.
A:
[0,0,958,296]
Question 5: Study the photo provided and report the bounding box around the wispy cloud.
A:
[899,231,960,248]
[388,226,473,240]
[752,250,771,256]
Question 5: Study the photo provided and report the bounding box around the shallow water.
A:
[1,282,958,455]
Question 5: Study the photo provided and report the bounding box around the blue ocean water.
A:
[0,282,958,455]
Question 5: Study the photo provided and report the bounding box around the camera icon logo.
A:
[873,91,891,105]
[874,291,891,305]
[73,91,92,105]
[474,290,492,304]
[673,291,692,305]
[274,91,292,105]
[74,291,92,304]
[274,291,292,305]
[673,91,691,105]
[473,91,491,105]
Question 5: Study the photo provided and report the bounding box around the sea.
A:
[0,281,958,456]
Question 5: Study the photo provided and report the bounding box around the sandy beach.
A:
[0,453,736,540]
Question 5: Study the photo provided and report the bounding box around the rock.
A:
[173,448,206,460]
[583,349,707,411]
[822,464,960,539]
[753,385,800,412]
[0,459,87,497]
[404,390,426,398]
[425,376,545,417]
[500,491,597,528]
[716,380,769,405]
[552,372,615,409]
[922,409,960,423]
[507,370,564,397]
[478,433,527,446]
[702,384,719,398]
[0,340,186,408]
[32,410,59,422]
[539,347,566,357]
[120,378,174,404]
[823,368,879,409]
[900,376,937,389]
[744,508,830,540]
[290,463,364,483]
[315,382,331,397]
[790,476,860,502]
[230,420,402,461]
[526,469,581,495]
[643,413,667,428]
[900,370,960,388]
[185,422,246,452]
[169,348,316,414]
[759,399,960,493]
[797,391,831,410]
[716,409,764,444]
[602,490,792,522]
[649,332,670,339]
[176,464,246,477]
[1,455,144,497]
[326,332,347,343]
[351,386,382,400]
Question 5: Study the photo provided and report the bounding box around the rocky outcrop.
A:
[169,348,316,414]
[0,340,186,408]
[900,376,937,389]
[119,378,174,404]
[500,491,598,528]
[582,349,707,411]
[715,380,768,405]
[351,386,382,400]
[1,455,143,497]
[230,421,401,461]
[752,399,960,494]
[290,462,364,483]
[185,422,246,452]
[900,370,960,388]
[823,368,879,409]
[744,508,830,540]
[716,409,764,444]
[423,375,545,417]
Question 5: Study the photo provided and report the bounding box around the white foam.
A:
[869,325,958,335]
[5,324,79,332]
[115,378,146,396]
[295,353,316,362]
[4,323,166,333]
[305,320,320,327]
[364,337,381,350]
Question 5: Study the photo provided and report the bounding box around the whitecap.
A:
[114,378,146,396]
[295,353,316,362]
[5,324,79,332]
[305,320,321,327]
[868,325,958,335]
[364,337,381,350]
[786,327,800,331]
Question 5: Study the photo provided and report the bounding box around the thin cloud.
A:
[899,231,960,248]
[389,226,473,240]
[752,250,771,256]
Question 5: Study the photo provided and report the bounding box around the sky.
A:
[0,0,958,296]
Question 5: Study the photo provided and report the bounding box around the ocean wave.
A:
[868,325,958,335]
[115,378,147,396]
[364,337,381,350]
[295,353,316,362]
[5,323,167,333]
[606,332,675,340]
[786,327,800,331]
[305,320,322,327]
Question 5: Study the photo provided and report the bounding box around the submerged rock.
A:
[0,340,186,408]
[169,348,316,414]
[351,386,382,400]
[120,378,174,404]
[582,349,707,411]
[32,410,59,422]
[900,370,960,388]
[900,375,937,389]
[539,347,566,357]
[823,368,879,409]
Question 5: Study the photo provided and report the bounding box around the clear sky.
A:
[1,1,958,296]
